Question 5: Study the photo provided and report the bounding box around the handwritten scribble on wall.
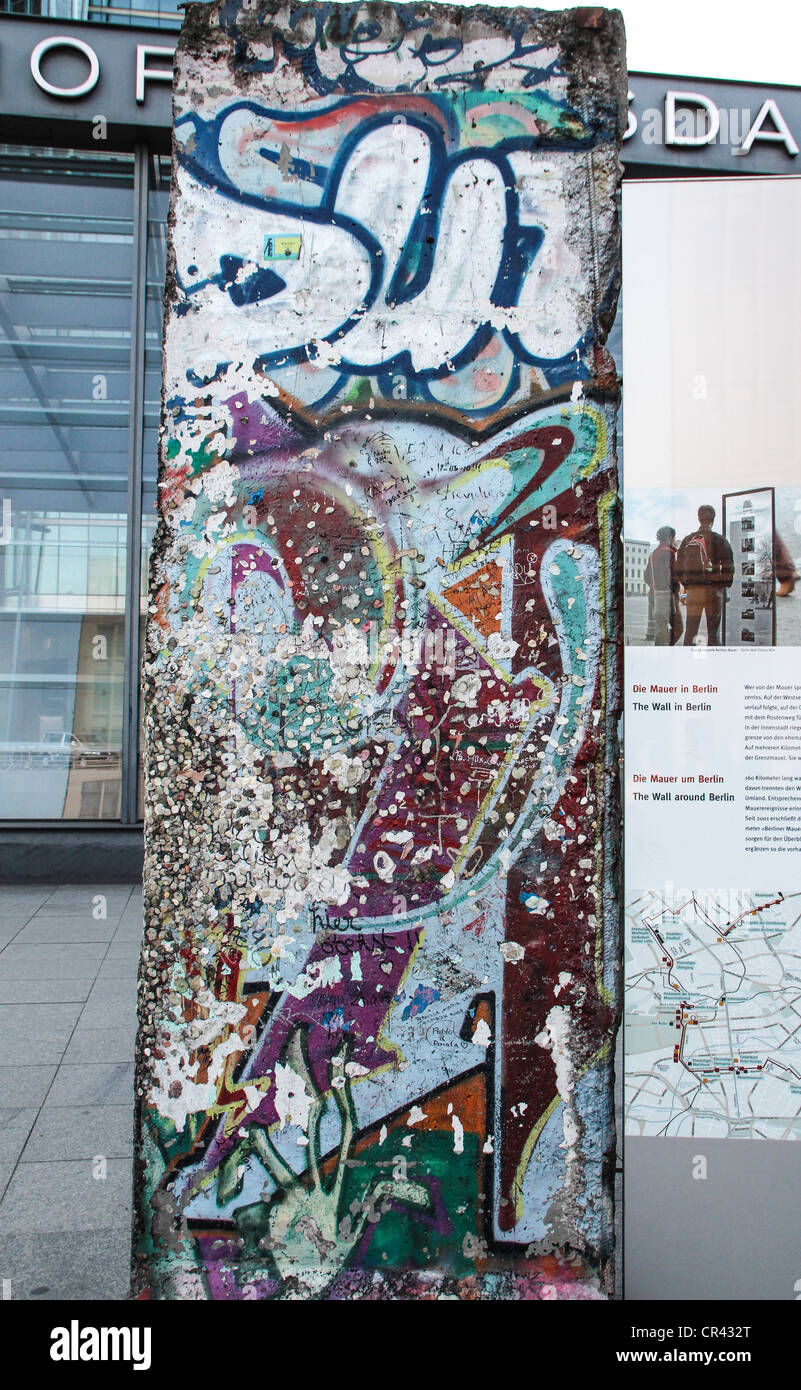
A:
[133,0,626,1302]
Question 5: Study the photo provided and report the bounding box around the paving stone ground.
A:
[0,884,141,1301]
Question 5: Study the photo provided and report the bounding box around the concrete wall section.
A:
[133,0,626,1301]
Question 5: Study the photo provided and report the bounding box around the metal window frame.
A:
[120,139,148,825]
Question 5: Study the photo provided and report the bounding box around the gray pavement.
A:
[0,884,141,1300]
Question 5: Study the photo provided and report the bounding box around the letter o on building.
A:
[30,36,100,99]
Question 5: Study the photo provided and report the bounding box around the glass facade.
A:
[0,0,184,28]
[0,144,168,822]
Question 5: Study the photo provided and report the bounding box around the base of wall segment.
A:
[0,828,144,884]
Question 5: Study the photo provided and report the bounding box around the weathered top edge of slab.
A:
[178,2,627,136]
[179,2,625,54]
[180,2,623,29]
[182,5,625,110]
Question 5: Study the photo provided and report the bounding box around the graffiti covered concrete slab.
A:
[133,0,626,1301]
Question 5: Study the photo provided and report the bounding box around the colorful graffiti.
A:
[134,0,626,1301]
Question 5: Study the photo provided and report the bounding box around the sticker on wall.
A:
[264,235,302,261]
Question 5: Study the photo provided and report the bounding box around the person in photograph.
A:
[676,505,734,646]
[643,525,682,645]
[774,531,800,596]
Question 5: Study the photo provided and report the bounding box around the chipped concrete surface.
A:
[133,0,626,1301]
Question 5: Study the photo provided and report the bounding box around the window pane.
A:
[84,1,183,27]
[0,0,195,23]
[0,146,133,819]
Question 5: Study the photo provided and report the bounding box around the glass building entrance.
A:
[0,144,168,824]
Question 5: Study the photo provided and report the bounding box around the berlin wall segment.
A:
[132,0,626,1302]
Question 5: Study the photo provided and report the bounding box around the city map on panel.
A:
[626,888,801,1139]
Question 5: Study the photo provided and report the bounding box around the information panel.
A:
[623,176,801,1300]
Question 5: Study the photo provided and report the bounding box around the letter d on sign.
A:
[666,90,720,146]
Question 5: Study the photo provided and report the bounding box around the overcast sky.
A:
[478,0,800,87]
